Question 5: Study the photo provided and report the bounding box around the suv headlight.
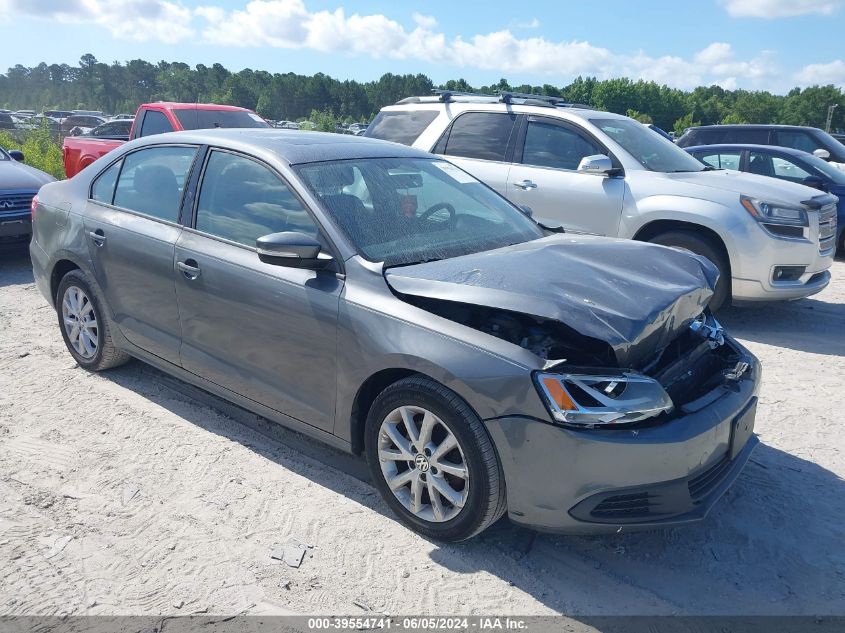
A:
[740,195,808,236]
[534,369,674,428]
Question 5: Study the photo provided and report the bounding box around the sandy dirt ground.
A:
[1,244,844,619]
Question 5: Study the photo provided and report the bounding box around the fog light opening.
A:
[773,266,805,282]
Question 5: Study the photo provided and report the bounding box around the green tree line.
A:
[2,54,844,135]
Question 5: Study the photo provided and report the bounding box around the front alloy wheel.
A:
[365,375,506,541]
[378,405,470,523]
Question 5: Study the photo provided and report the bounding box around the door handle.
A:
[514,179,538,190]
[177,260,201,279]
[87,229,106,246]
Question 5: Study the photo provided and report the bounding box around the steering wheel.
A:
[418,202,456,226]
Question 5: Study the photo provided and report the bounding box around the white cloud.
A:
[0,0,821,92]
[194,5,779,90]
[795,59,845,85]
[720,0,842,18]
[0,0,193,42]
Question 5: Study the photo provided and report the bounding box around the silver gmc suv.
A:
[366,92,837,309]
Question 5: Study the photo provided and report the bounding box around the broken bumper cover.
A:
[484,348,761,534]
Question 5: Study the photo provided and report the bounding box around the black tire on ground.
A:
[648,230,731,312]
[364,375,507,542]
[56,269,130,371]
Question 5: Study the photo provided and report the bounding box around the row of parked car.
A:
[0,108,135,136]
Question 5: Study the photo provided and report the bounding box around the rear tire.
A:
[364,375,506,541]
[648,230,731,312]
[56,270,130,371]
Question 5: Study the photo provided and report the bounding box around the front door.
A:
[174,149,342,433]
[507,116,624,235]
[83,145,199,364]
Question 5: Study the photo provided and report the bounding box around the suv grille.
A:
[0,191,36,215]
[819,204,837,254]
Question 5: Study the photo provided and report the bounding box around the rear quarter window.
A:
[365,110,439,146]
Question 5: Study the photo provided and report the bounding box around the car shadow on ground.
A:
[104,361,845,617]
[0,246,34,288]
[718,297,845,356]
[430,440,845,616]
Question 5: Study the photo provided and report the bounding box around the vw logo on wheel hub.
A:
[414,453,430,473]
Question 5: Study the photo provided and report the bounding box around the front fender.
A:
[334,297,551,444]
[621,194,753,267]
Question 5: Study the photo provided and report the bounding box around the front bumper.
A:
[484,349,761,534]
[730,213,834,302]
[0,212,31,240]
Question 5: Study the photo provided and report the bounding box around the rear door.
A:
[174,148,342,433]
[507,116,625,234]
[432,112,520,197]
[83,144,199,364]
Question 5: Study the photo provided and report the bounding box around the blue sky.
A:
[1,0,844,92]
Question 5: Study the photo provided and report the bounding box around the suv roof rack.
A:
[407,89,593,110]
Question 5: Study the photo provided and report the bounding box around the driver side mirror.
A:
[577,154,614,176]
[518,205,534,218]
[802,175,827,191]
[813,149,831,160]
[256,232,333,270]
[9,150,24,162]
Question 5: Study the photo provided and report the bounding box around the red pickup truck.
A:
[62,102,268,178]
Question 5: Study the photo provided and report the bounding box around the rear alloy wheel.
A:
[56,270,130,371]
[648,230,731,311]
[365,376,506,541]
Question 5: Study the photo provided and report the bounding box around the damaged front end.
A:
[385,236,751,429]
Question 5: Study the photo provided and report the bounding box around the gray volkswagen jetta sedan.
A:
[30,129,761,541]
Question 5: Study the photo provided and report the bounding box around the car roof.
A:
[381,99,624,122]
[684,143,813,157]
[134,128,434,165]
[685,124,823,132]
[147,102,256,112]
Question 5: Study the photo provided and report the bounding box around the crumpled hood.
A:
[0,160,55,191]
[385,234,719,368]
[651,168,825,204]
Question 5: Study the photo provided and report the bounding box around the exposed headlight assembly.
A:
[740,195,808,238]
[534,370,674,428]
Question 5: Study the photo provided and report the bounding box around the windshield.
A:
[296,158,544,267]
[805,153,845,185]
[591,118,707,173]
[0,148,9,161]
[174,109,269,130]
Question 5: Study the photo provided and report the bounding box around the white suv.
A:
[366,92,837,309]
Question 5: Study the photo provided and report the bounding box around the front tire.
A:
[56,270,130,371]
[648,230,731,311]
[364,376,506,541]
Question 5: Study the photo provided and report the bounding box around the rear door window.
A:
[695,150,742,170]
[440,112,518,162]
[365,110,438,146]
[112,146,198,222]
[194,150,319,247]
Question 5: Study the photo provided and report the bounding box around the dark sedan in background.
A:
[30,130,761,540]
[686,143,844,253]
[0,146,55,243]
